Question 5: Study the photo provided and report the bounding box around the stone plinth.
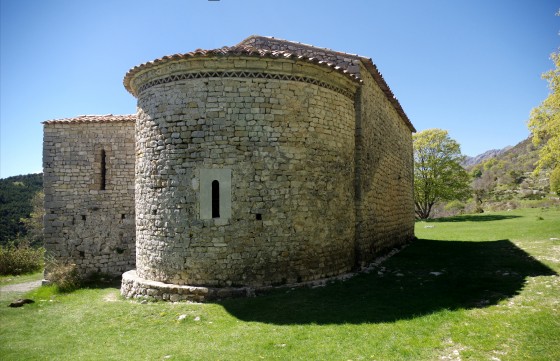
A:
[121,270,254,302]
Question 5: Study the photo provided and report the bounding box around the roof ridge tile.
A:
[43,114,136,125]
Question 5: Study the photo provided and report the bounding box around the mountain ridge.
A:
[462,146,513,167]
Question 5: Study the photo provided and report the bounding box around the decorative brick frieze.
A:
[135,70,356,99]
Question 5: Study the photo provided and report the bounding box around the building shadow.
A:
[218,239,557,325]
[424,215,521,223]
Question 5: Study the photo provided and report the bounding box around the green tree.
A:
[20,191,44,247]
[550,166,560,196]
[528,49,560,185]
[413,129,471,219]
[0,173,43,245]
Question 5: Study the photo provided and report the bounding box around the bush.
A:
[444,200,466,214]
[0,241,45,275]
[44,259,81,292]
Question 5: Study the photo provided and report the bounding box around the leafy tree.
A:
[471,166,482,179]
[528,49,560,186]
[0,173,43,245]
[472,173,493,211]
[20,191,45,247]
[413,129,471,219]
[550,166,560,196]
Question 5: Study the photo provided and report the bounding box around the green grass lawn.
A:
[1,207,559,360]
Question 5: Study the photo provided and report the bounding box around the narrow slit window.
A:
[100,149,107,190]
[199,169,231,220]
[212,180,220,218]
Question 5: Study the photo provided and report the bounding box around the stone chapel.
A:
[43,35,416,301]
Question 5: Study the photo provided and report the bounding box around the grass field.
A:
[1,207,559,360]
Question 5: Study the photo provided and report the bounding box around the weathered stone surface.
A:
[121,270,229,302]
[43,117,136,277]
[239,36,415,265]
[131,55,359,287]
[354,63,415,265]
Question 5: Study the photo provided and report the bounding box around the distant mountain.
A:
[462,146,513,167]
[0,173,43,245]
[468,137,539,174]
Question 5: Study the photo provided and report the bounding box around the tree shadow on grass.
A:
[219,239,557,325]
[425,214,521,223]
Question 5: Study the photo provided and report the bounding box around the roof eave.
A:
[123,45,362,97]
[359,58,416,133]
[43,114,136,125]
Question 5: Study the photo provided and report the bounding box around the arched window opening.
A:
[199,169,231,221]
[100,149,107,191]
[211,180,220,218]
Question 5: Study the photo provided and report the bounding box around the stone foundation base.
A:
[120,244,409,303]
[120,270,254,302]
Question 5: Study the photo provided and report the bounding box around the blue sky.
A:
[0,0,558,178]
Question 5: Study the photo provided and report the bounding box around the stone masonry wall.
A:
[43,117,136,277]
[354,65,415,264]
[240,36,415,263]
[130,55,359,287]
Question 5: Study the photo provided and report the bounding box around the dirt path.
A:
[0,280,42,293]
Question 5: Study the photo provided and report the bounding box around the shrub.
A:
[44,259,81,292]
[444,200,466,214]
[0,241,44,275]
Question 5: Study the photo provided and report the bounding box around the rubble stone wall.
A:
[238,36,416,263]
[43,120,136,276]
[131,56,359,287]
[354,65,416,263]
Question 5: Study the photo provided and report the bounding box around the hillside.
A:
[468,137,552,205]
[431,137,557,218]
[0,173,43,245]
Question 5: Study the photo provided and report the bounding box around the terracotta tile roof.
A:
[239,35,365,67]
[123,45,361,95]
[42,114,136,125]
[239,35,415,132]
[121,36,414,132]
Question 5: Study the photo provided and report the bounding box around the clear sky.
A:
[0,0,558,178]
